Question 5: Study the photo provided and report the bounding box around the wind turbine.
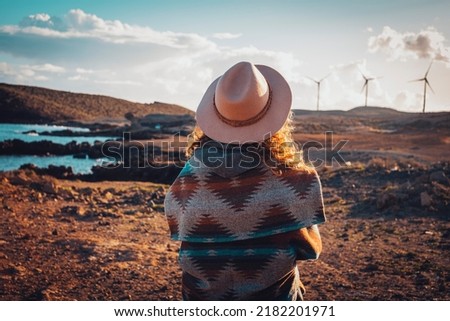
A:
[307,73,330,111]
[410,62,434,113]
[359,68,381,107]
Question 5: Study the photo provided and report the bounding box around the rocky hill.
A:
[0,83,193,124]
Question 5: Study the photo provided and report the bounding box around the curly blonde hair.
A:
[186,112,313,173]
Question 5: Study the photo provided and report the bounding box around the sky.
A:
[0,0,449,112]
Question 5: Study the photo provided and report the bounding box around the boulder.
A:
[39,180,59,194]
[8,171,32,186]
[420,192,432,207]
[429,171,449,185]
[79,187,94,196]
[377,192,397,210]
[104,191,114,201]
[61,205,86,217]
[59,188,76,200]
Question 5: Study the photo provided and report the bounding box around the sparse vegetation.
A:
[0,83,193,124]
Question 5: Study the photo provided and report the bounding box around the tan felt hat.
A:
[196,61,292,143]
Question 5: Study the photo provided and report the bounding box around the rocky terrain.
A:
[305,161,449,300]
[0,170,179,300]
[0,90,449,301]
[1,158,448,300]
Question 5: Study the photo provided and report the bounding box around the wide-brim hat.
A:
[196,61,292,143]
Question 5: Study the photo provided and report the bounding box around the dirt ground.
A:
[1,126,449,301]
[0,175,181,300]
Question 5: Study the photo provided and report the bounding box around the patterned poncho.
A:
[164,143,326,300]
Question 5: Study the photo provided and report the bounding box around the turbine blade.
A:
[425,61,433,77]
[306,76,319,84]
[426,79,435,94]
[409,78,425,82]
[367,74,382,81]
[361,82,367,93]
[320,72,332,82]
[357,66,367,80]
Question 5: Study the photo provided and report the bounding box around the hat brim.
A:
[196,64,292,143]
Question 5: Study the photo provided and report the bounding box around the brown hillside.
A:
[0,83,193,124]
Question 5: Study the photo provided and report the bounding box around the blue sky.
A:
[0,0,449,111]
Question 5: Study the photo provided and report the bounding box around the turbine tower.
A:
[359,68,380,107]
[410,62,434,113]
[307,73,330,111]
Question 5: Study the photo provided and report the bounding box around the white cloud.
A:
[29,13,51,22]
[1,9,216,49]
[27,63,65,73]
[366,27,373,33]
[394,90,422,109]
[0,9,218,72]
[368,26,450,64]
[19,67,35,77]
[93,79,142,86]
[0,9,306,108]
[212,32,242,40]
[68,74,87,81]
[76,68,94,74]
[19,13,66,31]
[0,62,62,83]
[0,62,15,75]
[34,75,49,81]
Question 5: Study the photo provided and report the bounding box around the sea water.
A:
[0,123,114,144]
[0,155,109,174]
[0,124,114,173]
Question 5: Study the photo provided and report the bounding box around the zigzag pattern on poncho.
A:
[164,155,326,243]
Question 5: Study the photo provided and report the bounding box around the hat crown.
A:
[214,62,270,122]
[196,61,292,143]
